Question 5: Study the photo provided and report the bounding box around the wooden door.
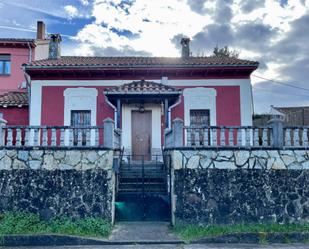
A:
[132,111,152,161]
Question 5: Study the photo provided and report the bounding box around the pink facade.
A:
[40,85,241,127]
[0,107,28,125]
[41,86,115,126]
[0,45,33,93]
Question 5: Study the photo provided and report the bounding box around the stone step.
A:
[118,187,167,193]
[119,174,166,179]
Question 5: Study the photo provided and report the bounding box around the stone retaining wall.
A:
[167,149,309,225]
[0,149,115,221]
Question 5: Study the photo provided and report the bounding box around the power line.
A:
[252,86,309,98]
[252,74,309,92]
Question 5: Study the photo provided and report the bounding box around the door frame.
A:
[121,103,162,156]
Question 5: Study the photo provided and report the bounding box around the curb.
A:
[191,232,309,244]
[0,234,184,247]
[1,232,308,247]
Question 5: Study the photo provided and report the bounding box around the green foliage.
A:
[0,212,111,238]
[172,222,309,241]
[213,45,240,58]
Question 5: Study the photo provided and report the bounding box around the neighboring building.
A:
[0,21,49,124]
[274,106,309,126]
[24,36,258,157]
[253,106,309,126]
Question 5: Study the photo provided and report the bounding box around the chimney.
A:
[36,21,45,40]
[181,37,190,58]
[48,34,62,59]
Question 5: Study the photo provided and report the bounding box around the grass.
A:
[0,212,111,238]
[172,222,309,241]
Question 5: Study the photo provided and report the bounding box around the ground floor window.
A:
[71,110,91,145]
[190,109,210,146]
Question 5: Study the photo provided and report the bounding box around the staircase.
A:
[115,155,171,221]
[117,161,167,195]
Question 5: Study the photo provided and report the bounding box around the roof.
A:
[0,38,35,42]
[269,106,285,116]
[0,38,36,48]
[25,56,258,68]
[105,80,181,95]
[0,92,28,107]
[274,106,309,112]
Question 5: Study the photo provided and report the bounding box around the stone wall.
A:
[168,149,309,225]
[0,149,115,221]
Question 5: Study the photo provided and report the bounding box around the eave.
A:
[0,42,36,49]
[25,65,258,80]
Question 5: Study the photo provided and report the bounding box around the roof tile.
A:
[0,92,28,107]
[105,80,181,94]
[26,56,258,68]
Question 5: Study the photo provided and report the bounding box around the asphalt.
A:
[2,243,309,248]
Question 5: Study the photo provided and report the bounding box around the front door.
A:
[132,111,152,161]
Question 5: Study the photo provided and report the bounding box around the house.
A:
[23,35,258,158]
[0,21,49,125]
[253,106,309,126]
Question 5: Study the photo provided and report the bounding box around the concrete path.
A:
[108,221,181,242]
[2,243,309,248]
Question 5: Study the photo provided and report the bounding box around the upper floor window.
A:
[0,54,11,75]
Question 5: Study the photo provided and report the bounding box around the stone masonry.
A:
[0,149,115,220]
[168,149,309,225]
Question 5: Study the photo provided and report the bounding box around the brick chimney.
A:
[36,21,45,40]
[181,37,190,58]
[48,34,62,59]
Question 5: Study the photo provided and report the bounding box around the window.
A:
[0,55,11,75]
[71,110,91,145]
[190,109,210,146]
[190,109,210,127]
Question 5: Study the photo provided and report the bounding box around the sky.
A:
[0,0,308,114]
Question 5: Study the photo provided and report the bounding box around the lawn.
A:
[0,212,111,238]
[172,222,309,241]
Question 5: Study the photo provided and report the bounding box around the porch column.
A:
[116,98,121,129]
[164,98,169,129]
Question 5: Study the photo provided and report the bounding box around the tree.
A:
[213,46,239,58]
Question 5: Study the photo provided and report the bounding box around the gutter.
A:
[27,42,32,62]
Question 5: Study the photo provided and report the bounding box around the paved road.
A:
[2,243,309,248]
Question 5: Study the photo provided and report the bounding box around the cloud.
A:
[80,0,89,6]
[240,0,265,13]
[236,22,278,51]
[1,0,309,112]
[186,0,212,15]
[64,5,79,19]
[74,0,207,56]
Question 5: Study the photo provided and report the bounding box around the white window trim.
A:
[63,87,98,126]
[183,87,217,146]
[63,88,98,146]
